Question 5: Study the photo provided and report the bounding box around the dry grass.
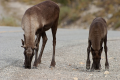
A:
[1,0,120,29]
[92,0,120,29]
[0,16,18,26]
[108,10,120,29]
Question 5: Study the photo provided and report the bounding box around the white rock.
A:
[89,74,93,76]
[104,71,109,75]
[73,77,78,80]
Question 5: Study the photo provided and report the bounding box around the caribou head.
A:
[21,34,37,69]
[91,47,103,70]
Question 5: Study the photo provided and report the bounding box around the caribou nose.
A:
[95,64,100,70]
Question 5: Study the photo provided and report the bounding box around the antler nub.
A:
[21,34,26,48]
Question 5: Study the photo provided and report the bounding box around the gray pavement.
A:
[0,26,120,80]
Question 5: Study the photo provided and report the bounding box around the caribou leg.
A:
[50,21,58,67]
[33,34,41,67]
[37,32,48,64]
[104,35,109,70]
[86,40,91,70]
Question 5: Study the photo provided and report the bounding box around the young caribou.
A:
[86,17,109,71]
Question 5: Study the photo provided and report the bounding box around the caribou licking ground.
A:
[21,0,59,69]
[86,17,109,71]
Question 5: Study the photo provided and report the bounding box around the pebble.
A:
[69,64,71,66]
[79,62,85,65]
[104,71,109,75]
[89,74,93,76]
[73,77,78,80]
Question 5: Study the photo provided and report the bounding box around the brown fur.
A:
[21,0,59,69]
[89,17,107,50]
[86,17,109,71]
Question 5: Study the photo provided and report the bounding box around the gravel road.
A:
[0,26,120,80]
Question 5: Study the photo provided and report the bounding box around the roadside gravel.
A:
[0,27,120,80]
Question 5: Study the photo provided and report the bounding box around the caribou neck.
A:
[24,28,36,48]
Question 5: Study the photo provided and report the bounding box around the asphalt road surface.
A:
[0,26,120,80]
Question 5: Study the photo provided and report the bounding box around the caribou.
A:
[86,17,109,71]
[21,0,59,69]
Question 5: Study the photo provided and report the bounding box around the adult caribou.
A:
[21,0,59,69]
[86,17,109,71]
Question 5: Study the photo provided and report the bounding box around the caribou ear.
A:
[21,46,24,48]
[21,39,25,48]
[21,45,26,48]
[21,39,24,45]
[23,34,26,42]
[33,39,37,50]
[98,47,103,56]
[100,47,103,52]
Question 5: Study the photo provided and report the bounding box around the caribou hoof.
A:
[86,60,90,70]
[90,68,94,72]
[37,59,41,64]
[86,65,90,70]
[86,63,90,70]
[105,66,109,70]
[105,63,109,70]
[33,62,38,67]
[50,61,56,67]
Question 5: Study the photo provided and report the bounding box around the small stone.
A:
[76,68,78,69]
[73,69,77,71]
[105,75,107,77]
[89,74,93,76]
[104,71,109,75]
[73,77,78,80]
[79,62,85,65]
